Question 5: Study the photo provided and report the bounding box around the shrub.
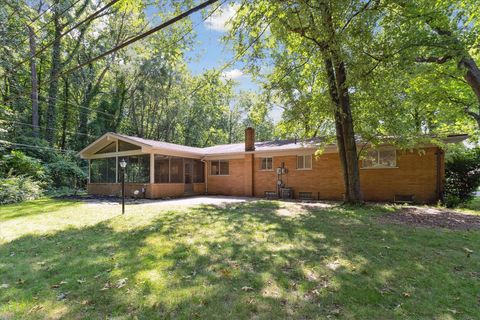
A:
[444,147,480,208]
[45,154,87,189]
[0,176,43,204]
[0,150,45,180]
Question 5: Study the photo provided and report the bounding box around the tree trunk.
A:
[27,25,39,138]
[323,57,350,198]
[319,2,362,203]
[460,57,480,127]
[45,5,62,144]
[334,60,362,202]
[60,77,69,150]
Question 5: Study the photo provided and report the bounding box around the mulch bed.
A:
[379,207,480,230]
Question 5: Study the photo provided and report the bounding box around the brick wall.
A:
[359,147,440,203]
[206,146,442,203]
[207,159,246,196]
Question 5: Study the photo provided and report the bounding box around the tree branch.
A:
[415,56,453,64]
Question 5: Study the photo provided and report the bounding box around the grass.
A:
[0,198,479,319]
[460,196,480,212]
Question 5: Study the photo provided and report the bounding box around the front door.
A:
[184,161,193,193]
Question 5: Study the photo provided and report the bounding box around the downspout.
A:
[201,158,208,194]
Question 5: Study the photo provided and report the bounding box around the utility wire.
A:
[62,0,220,76]
[13,0,122,70]
[15,0,84,49]
[0,119,98,138]
[0,0,227,118]
[0,139,77,153]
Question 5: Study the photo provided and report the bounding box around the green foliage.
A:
[0,150,45,180]
[444,147,480,207]
[44,154,87,189]
[0,176,43,204]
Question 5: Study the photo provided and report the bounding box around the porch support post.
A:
[115,140,118,183]
[150,153,155,184]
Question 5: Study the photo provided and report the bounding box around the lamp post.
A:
[119,158,127,214]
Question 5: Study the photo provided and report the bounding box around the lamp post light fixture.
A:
[119,158,127,214]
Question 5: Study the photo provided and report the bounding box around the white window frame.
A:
[210,160,229,176]
[260,157,273,171]
[296,155,312,170]
[361,149,397,169]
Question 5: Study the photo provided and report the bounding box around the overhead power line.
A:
[14,0,122,70]
[0,119,98,138]
[0,139,77,153]
[2,0,223,115]
[62,0,220,77]
[16,0,84,49]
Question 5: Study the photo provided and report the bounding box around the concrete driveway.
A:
[83,195,253,208]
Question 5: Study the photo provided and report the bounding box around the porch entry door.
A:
[184,160,193,193]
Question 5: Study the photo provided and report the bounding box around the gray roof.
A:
[79,132,468,159]
[113,133,323,156]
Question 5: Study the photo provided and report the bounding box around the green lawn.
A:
[0,198,479,319]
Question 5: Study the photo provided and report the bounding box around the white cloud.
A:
[221,68,244,80]
[204,3,239,32]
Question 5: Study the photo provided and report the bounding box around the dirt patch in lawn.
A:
[380,207,480,230]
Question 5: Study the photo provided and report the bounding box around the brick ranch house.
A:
[78,129,467,203]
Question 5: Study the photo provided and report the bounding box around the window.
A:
[260,157,273,170]
[119,155,150,183]
[210,160,229,175]
[362,149,397,168]
[297,155,312,170]
[90,158,116,183]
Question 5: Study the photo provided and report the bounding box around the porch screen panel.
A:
[90,158,116,183]
[193,160,205,183]
[120,155,150,183]
[154,156,170,183]
[169,157,184,183]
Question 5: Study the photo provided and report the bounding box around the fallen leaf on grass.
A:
[100,282,113,291]
[464,247,474,257]
[0,284,9,289]
[219,269,231,277]
[403,292,411,298]
[100,278,128,290]
[50,281,67,289]
[16,279,25,285]
[57,292,68,300]
[116,278,128,288]
[27,305,43,314]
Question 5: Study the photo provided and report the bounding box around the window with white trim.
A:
[260,157,273,170]
[296,155,312,170]
[210,160,229,175]
[362,149,396,168]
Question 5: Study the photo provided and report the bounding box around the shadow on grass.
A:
[0,201,479,319]
[0,198,80,222]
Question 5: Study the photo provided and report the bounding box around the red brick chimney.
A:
[245,127,255,151]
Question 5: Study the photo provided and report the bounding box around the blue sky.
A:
[146,2,283,122]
